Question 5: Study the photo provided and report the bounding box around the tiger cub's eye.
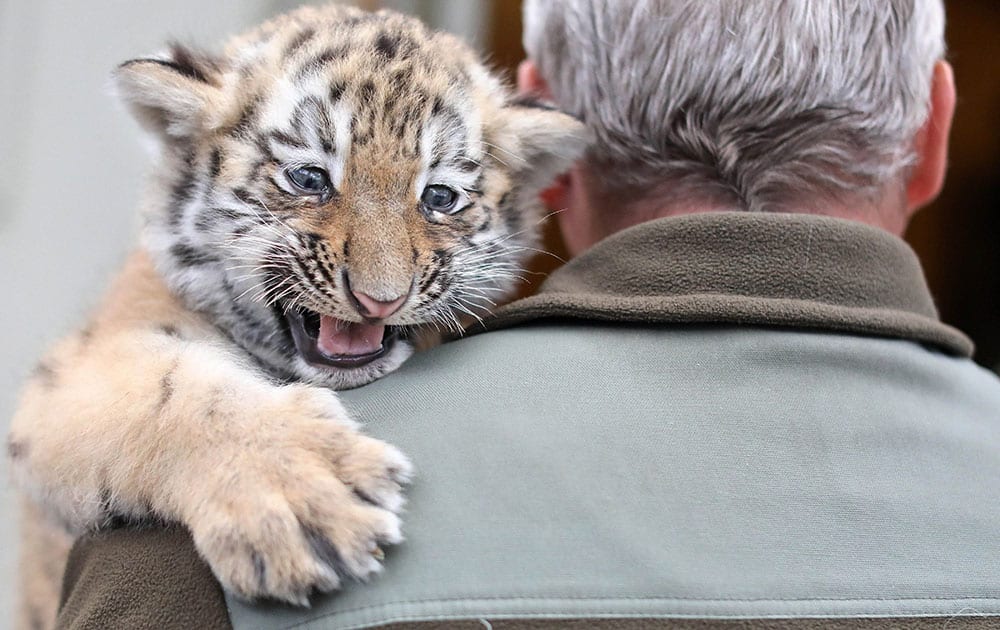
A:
[421,185,460,213]
[285,166,331,195]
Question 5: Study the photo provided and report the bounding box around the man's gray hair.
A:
[523,0,946,212]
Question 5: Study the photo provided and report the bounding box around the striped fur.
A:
[9,5,586,628]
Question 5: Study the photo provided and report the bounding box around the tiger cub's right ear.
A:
[113,44,224,141]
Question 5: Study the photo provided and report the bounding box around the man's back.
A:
[223,214,1000,629]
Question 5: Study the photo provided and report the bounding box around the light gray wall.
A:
[0,0,483,622]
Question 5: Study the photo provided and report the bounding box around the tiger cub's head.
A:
[114,5,587,387]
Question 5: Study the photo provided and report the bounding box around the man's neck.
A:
[560,167,912,256]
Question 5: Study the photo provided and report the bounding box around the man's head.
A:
[521,0,955,253]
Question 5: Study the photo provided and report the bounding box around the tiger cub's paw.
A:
[186,386,413,605]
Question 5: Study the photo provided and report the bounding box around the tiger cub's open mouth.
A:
[285,308,397,369]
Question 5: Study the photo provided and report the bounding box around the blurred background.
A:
[0,0,997,620]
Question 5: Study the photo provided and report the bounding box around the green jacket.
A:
[58,213,1000,630]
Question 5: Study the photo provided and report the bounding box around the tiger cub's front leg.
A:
[10,321,411,605]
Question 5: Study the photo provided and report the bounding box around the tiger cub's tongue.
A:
[318,316,385,357]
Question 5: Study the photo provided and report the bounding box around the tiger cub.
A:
[8,4,586,626]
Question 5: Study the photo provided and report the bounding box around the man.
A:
[56,1,1000,628]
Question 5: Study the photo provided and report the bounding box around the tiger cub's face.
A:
[115,5,586,388]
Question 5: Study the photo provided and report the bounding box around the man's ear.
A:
[517,59,552,100]
[905,60,956,212]
[494,100,590,200]
[113,43,224,141]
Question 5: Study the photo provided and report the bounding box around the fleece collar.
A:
[478,212,972,356]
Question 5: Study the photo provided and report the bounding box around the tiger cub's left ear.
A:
[494,99,591,194]
[113,43,224,141]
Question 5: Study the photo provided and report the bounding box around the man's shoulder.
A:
[344,323,1000,418]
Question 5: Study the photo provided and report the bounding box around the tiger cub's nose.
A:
[350,291,407,320]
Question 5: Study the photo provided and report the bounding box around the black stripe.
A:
[301,523,350,578]
[452,158,480,173]
[284,28,315,58]
[169,43,217,83]
[374,32,399,59]
[232,187,257,207]
[118,55,211,84]
[153,365,177,413]
[290,96,330,136]
[230,97,262,137]
[296,46,349,80]
[208,148,223,180]
[390,66,413,92]
[359,80,376,104]
[269,130,308,149]
[168,150,198,228]
[158,324,182,338]
[329,82,346,103]
[170,242,217,267]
